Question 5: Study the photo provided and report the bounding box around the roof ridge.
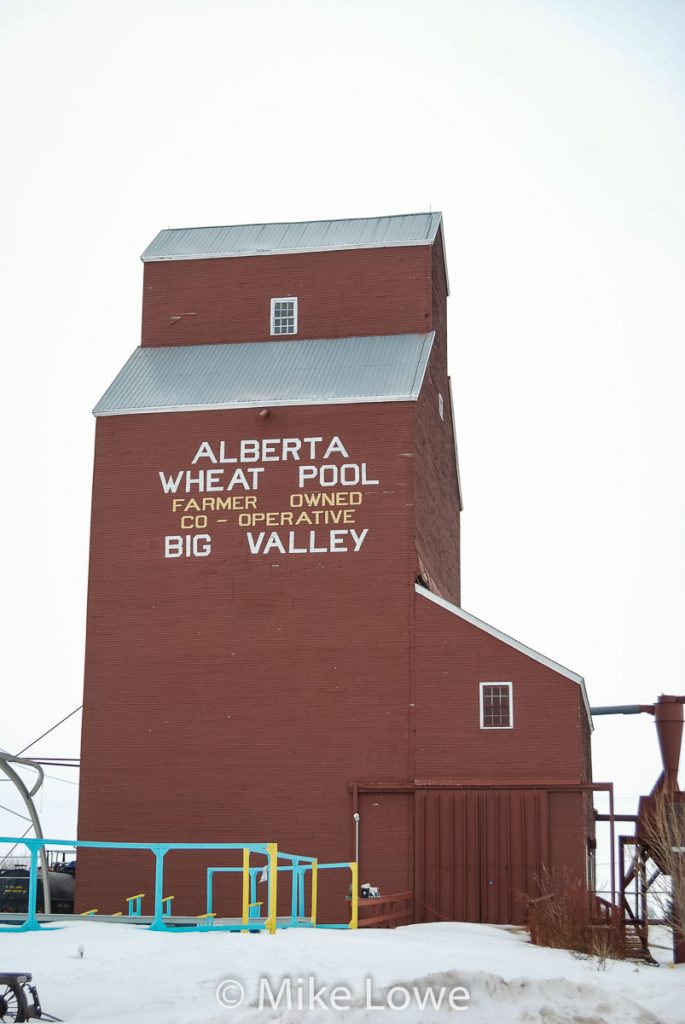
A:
[153,211,441,235]
[141,212,444,263]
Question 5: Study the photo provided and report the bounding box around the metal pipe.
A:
[608,783,616,909]
[590,705,655,716]
[595,813,637,822]
[654,695,684,794]
[0,754,51,913]
[354,782,615,792]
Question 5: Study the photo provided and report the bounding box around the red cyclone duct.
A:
[632,695,685,827]
[653,695,684,795]
[635,696,685,879]
[592,694,685,798]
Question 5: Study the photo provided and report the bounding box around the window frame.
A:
[479,681,514,730]
[270,296,298,336]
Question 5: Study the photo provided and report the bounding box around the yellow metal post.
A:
[242,848,250,931]
[349,862,358,929]
[311,859,318,926]
[266,843,278,934]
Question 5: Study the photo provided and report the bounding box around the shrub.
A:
[527,869,625,961]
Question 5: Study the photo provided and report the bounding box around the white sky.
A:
[1,0,684,885]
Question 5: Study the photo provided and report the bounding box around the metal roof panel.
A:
[141,212,442,262]
[93,333,435,416]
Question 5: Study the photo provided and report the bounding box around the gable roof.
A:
[415,584,592,729]
[141,212,443,263]
[93,332,434,417]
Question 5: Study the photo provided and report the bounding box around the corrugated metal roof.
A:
[141,212,442,262]
[93,333,435,417]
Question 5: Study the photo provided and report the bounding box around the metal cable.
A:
[0,803,32,823]
[0,825,32,867]
[16,706,82,757]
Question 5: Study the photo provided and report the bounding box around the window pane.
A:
[271,297,298,336]
[482,685,511,727]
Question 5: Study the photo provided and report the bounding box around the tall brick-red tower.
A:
[78,213,593,923]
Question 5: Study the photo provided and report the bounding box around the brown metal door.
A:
[414,789,550,925]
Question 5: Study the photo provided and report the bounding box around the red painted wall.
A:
[77,399,590,916]
[78,401,418,916]
[414,347,461,605]
[413,591,592,889]
[430,227,449,379]
[411,228,461,605]
[77,230,591,923]
[141,245,433,347]
[414,591,590,784]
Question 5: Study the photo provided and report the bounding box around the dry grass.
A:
[527,869,626,963]
[640,792,685,949]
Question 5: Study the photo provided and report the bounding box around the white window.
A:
[438,393,444,420]
[480,682,513,729]
[270,297,298,336]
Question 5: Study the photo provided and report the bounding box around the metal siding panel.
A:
[465,795,480,921]
[454,793,467,921]
[509,794,526,921]
[438,791,451,920]
[414,789,568,926]
[422,792,437,922]
[484,794,498,922]
[413,792,425,924]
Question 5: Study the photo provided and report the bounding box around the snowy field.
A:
[1,920,683,1023]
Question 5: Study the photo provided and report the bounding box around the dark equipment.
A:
[0,871,74,917]
[0,973,42,1022]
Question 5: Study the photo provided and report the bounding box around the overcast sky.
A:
[1,0,684,884]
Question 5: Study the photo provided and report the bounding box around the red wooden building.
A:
[77,212,593,923]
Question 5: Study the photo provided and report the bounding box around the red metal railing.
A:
[357,891,413,929]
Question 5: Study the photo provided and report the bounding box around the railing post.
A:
[150,846,168,930]
[266,843,278,934]
[242,848,250,931]
[349,861,358,929]
[311,860,318,926]
[290,859,300,924]
[206,868,214,916]
[298,865,306,919]
[26,841,40,930]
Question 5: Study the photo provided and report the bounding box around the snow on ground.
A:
[1,920,684,1024]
